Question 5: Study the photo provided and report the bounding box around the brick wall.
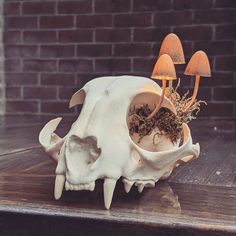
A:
[3,0,236,117]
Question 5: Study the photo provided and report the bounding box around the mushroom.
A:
[159,33,185,89]
[183,50,211,112]
[147,54,177,120]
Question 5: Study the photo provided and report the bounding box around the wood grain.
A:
[0,117,236,235]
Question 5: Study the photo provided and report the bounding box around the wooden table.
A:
[0,116,236,236]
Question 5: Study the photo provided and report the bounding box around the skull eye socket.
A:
[127,92,178,152]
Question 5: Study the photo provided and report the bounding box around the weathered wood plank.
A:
[0,118,235,235]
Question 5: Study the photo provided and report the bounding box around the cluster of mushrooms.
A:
[148,33,211,120]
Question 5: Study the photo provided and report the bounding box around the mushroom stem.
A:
[183,75,200,112]
[168,80,173,90]
[147,79,167,120]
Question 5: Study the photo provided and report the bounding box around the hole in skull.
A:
[127,92,182,152]
[66,135,101,170]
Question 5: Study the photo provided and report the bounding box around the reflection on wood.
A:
[0,117,236,235]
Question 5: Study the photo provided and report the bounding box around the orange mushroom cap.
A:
[184,50,211,77]
[159,33,185,64]
[151,54,177,81]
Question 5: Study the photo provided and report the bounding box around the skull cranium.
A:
[39,75,200,209]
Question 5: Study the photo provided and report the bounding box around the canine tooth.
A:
[103,178,117,210]
[54,175,65,200]
[123,179,134,193]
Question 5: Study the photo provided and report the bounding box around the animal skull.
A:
[39,76,200,209]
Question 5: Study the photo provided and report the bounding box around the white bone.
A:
[103,178,117,210]
[69,89,86,108]
[39,117,63,162]
[54,174,65,200]
[39,76,200,209]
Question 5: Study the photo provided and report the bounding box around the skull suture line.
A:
[39,76,200,209]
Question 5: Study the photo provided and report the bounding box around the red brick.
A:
[215,0,236,8]
[58,1,92,14]
[23,59,57,72]
[23,87,57,100]
[59,59,93,72]
[95,29,131,42]
[40,16,74,29]
[199,102,234,117]
[77,15,112,28]
[59,30,93,43]
[5,45,39,58]
[214,87,236,101]
[4,31,21,44]
[23,31,56,43]
[134,28,170,42]
[133,0,171,11]
[194,10,234,24]
[200,72,234,87]
[114,44,151,57]
[6,101,39,113]
[172,26,212,40]
[114,13,151,27]
[95,58,131,72]
[5,16,38,29]
[216,25,236,40]
[112,59,131,72]
[5,73,39,86]
[77,44,111,57]
[133,58,155,72]
[154,11,193,26]
[4,2,21,15]
[41,45,75,58]
[76,74,97,88]
[180,41,193,57]
[173,0,212,10]
[5,59,22,72]
[41,101,73,114]
[174,75,192,87]
[215,56,236,71]
[94,61,112,73]
[188,87,212,101]
[58,87,77,99]
[41,73,75,86]
[194,41,234,56]
[23,2,55,14]
[95,0,131,13]
[6,86,22,99]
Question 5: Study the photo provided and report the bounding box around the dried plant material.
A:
[167,80,207,124]
[128,78,206,144]
[129,105,182,144]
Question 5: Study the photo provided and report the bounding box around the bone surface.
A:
[39,75,200,209]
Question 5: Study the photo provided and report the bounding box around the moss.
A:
[128,79,206,144]
[129,106,182,144]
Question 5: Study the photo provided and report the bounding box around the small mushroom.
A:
[159,33,185,89]
[147,54,177,120]
[183,50,211,112]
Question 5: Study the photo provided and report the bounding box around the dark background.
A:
[3,0,236,118]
